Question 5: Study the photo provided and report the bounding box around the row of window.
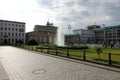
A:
[0,27,24,32]
[0,23,24,27]
[0,38,24,43]
[28,34,53,37]
[0,32,24,37]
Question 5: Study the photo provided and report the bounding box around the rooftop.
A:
[0,19,25,24]
[104,25,120,30]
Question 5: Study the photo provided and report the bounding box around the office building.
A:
[72,25,120,46]
[0,20,25,45]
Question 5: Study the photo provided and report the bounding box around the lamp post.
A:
[68,24,71,34]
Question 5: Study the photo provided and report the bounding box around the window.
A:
[12,33,14,36]
[1,27,3,30]
[19,28,24,32]
[19,25,21,27]
[22,33,24,36]
[8,32,10,36]
[16,39,17,42]
[5,27,7,30]
[16,28,18,31]
[16,33,17,36]
[12,24,14,26]
[1,32,3,36]
[19,33,21,36]
[8,38,10,43]
[12,28,14,31]
[12,39,14,43]
[8,28,11,31]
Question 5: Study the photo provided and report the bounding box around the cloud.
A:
[0,0,120,33]
[53,0,120,33]
[103,1,120,22]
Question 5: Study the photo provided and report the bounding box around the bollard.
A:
[55,48,58,55]
[28,46,30,50]
[32,46,34,51]
[83,50,86,60]
[67,49,69,57]
[36,47,37,51]
[27,46,28,49]
[41,47,43,52]
[47,48,49,54]
[108,52,112,65]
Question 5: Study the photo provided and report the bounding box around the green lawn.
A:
[20,45,120,65]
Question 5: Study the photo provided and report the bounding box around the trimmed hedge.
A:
[57,46,89,50]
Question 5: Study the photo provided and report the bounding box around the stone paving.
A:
[0,46,120,80]
[0,60,9,80]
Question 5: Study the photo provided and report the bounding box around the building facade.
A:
[65,34,80,46]
[72,25,120,47]
[96,25,120,44]
[26,24,57,45]
[73,29,95,44]
[0,20,25,45]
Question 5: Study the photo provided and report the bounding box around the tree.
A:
[27,39,39,45]
[96,47,102,60]
[16,40,23,46]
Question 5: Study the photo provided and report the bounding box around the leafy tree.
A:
[16,40,23,45]
[27,39,39,45]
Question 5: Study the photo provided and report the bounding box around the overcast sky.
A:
[0,0,120,33]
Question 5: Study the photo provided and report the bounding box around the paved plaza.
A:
[0,46,120,80]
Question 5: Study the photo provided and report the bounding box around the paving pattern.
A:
[0,60,9,80]
[0,46,120,80]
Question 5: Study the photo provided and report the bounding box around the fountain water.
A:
[55,27,65,46]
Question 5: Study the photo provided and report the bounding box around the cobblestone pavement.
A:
[0,46,120,80]
[0,60,9,80]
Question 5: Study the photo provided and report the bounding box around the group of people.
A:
[102,41,120,48]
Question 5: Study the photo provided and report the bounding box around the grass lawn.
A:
[21,45,120,65]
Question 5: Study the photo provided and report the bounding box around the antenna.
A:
[68,24,71,34]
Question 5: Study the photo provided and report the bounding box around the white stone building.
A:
[0,20,25,45]
[26,24,57,45]
[73,29,95,43]
[73,25,120,46]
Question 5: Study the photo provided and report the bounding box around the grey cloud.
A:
[66,1,76,7]
[59,10,92,26]
[103,2,120,22]
[36,0,120,33]
[39,0,53,6]
[78,0,101,9]
[36,0,58,9]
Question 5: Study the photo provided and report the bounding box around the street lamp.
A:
[68,24,71,34]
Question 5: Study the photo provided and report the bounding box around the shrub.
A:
[57,46,89,50]
[96,47,102,60]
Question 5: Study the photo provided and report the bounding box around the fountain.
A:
[55,27,65,46]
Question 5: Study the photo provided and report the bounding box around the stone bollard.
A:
[108,52,112,65]
[67,49,69,57]
[55,48,58,55]
[83,50,86,60]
